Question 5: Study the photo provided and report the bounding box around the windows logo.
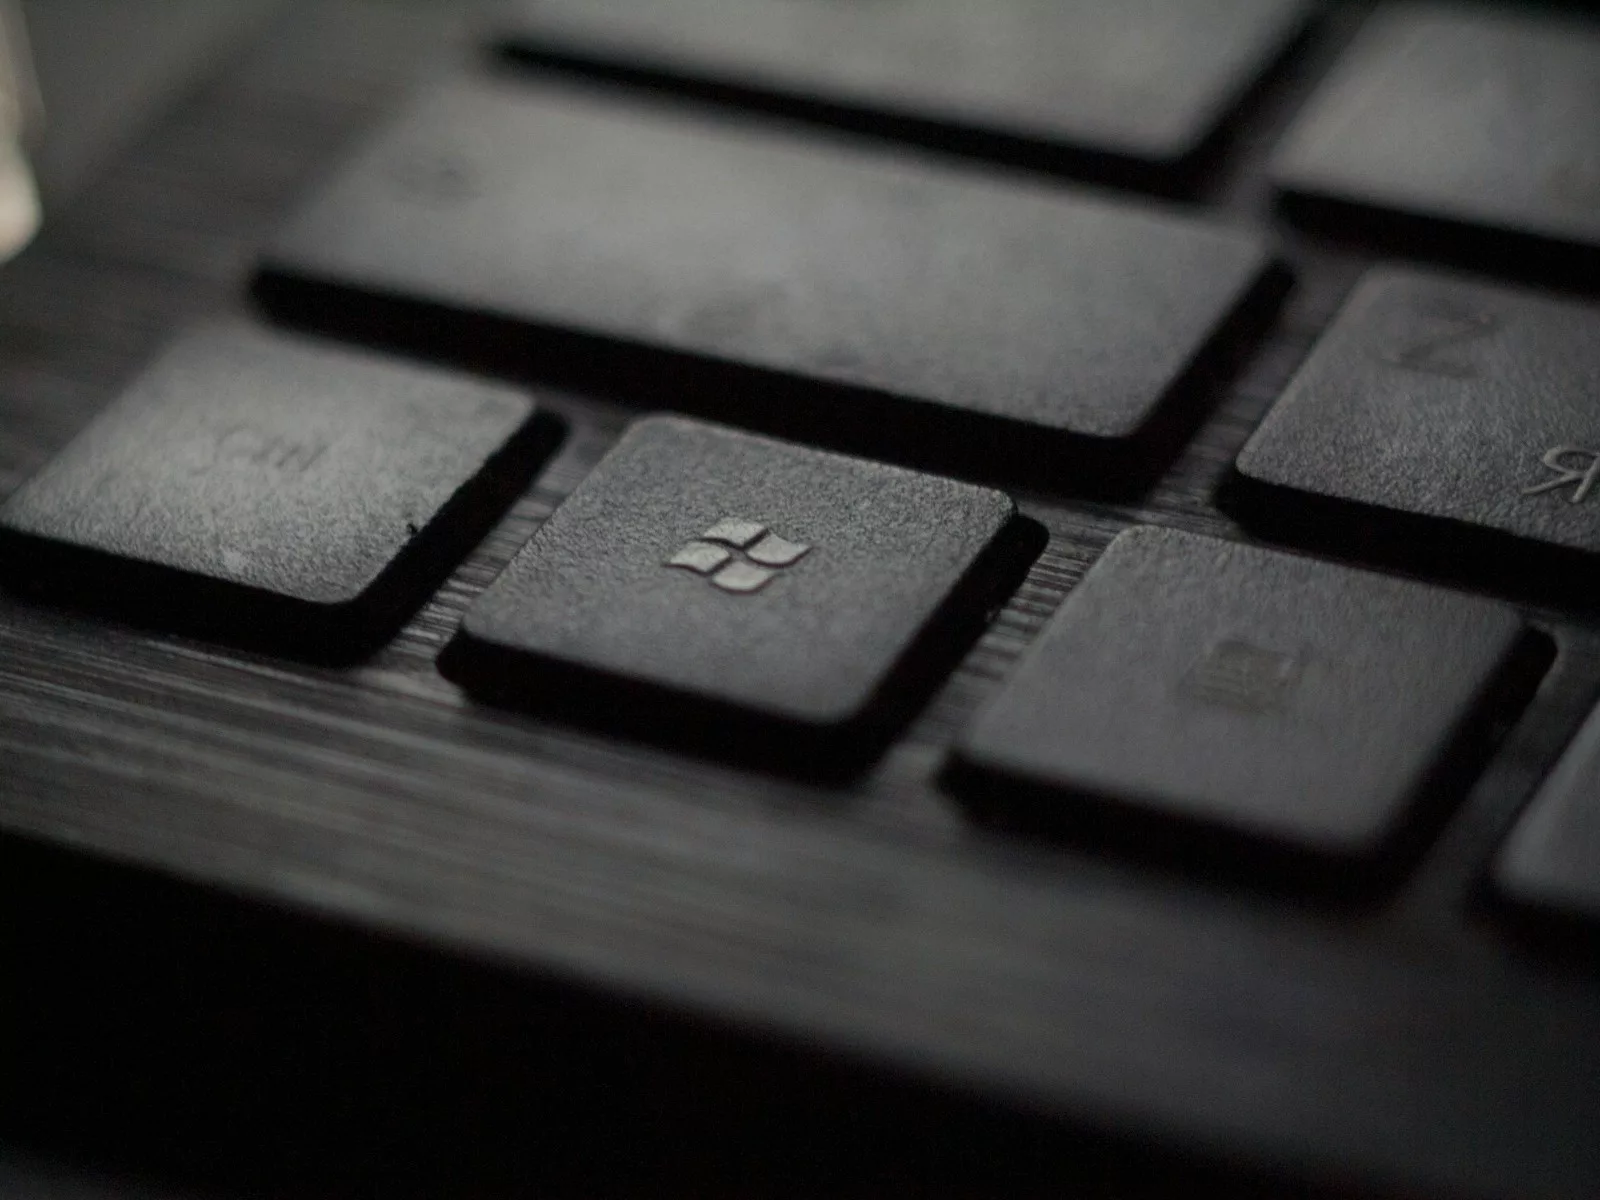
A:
[665,517,812,594]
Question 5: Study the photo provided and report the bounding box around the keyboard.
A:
[3,2,1599,1196]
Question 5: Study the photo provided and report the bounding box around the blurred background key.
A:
[499,0,1315,190]
[1272,3,1600,288]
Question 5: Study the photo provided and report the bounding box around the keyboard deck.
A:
[2,3,1599,1197]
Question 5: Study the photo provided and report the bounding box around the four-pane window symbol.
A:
[665,517,812,594]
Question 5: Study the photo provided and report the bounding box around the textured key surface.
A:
[448,416,1031,764]
[1234,268,1600,567]
[1273,4,1600,255]
[500,0,1312,171]
[9,6,1600,1200]
[0,322,553,656]
[260,75,1275,449]
[1498,702,1600,925]
[949,526,1535,860]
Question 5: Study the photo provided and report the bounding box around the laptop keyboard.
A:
[3,2,1600,1197]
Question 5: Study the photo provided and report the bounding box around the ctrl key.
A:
[947,527,1550,881]
[0,322,560,660]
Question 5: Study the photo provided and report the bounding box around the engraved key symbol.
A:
[388,149,481,207]
[214,426,329,476]
[1380,306,1500,379]
[1523,447,1600,504]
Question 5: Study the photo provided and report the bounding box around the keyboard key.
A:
[499,0,1313,183]
[259,77,1278,468]
[1233,269,1600,590]
[0,322,558,660]
[1273,5,1600,272]
[443,416,1038,772]
[948,526,1541,867]
[1497,702,1600,926]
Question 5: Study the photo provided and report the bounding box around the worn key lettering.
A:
[1523,446,1600,504]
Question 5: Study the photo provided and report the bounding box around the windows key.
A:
[443,416,1041,773]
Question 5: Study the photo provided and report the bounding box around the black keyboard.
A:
[3,3,1600,1197]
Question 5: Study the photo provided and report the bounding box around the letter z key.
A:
[1233,268,1600,601]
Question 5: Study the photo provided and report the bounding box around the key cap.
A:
[1272,5,1600,281]
[1231,268,1600,602]
[1497,702,1600,927]
[947,526,1543,873]
[0,322,560,660]
[499,0,1313,185]
[258,77,1279,478]
[443,415,1039,774]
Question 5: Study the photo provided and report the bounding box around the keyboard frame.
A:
[2,3,1599,1197]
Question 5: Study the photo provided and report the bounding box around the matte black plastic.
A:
[445,415,1037,772]
[1232,267,1600,606]
[8,7,1600,1199]
[499,0,1313,181]
[1498,701,1600,927]
[949,526,1538,870]
[259,76,1276,458]
[0,321,557,659]
[1273,5,1600,283]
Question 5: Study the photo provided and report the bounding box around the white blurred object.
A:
[0,0,39,262]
